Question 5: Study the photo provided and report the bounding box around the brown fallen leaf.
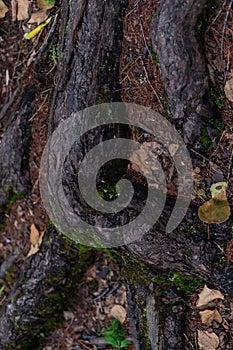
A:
[196,285,224,308]
[197,330,219,350]
[17,0,30,21]
[110,305,127,324]
[27,224,45,257]
[199,309,222,327]
[37,0,55,10]
[224,77,233,102]
[0,0,8,18]
[28,9,48,24]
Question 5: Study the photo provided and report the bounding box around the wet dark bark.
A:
[0,0,128,348]
[0,86,35,219]
[0,0,232,349]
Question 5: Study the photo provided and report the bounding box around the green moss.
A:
[0,186,24,231]
[6,234,96,350]
[97,181,119,201]
[200,126,212,151]
[3,186,24,211]
[97,88,111,104]
[151,50,159,65]
[210,87,225,109]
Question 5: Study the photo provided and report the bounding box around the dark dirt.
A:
[0,0,233,349]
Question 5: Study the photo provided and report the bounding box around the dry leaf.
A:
[197,330,219,350]
[63,310,75,321]
[37,0,55,10]
[198,182,231,225]
[199,309,222,326]
[196,285,224,308]
[30,223,40,245]
[110,305,127,324]
[27,224,45,257]
[130,148,152,175]
[28,10,48,24]
[17,0,30,21]
[0,0,8,18]
[224,77,233,102]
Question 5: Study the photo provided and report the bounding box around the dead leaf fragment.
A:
[196,285,224,307]
[110,305,127,324]
[37,0,55,10]
[224,77,233,102]
[199,309,222,326]
[63,310,75,321]
[197,330,219,350]
[27,224,45,257]
[0,0,8,18]
[30,223,40,245]
[17,0,30,21]
[28,10,48,24]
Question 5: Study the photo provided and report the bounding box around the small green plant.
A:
[200,126,212,151]
[0,285,5,306]
[103,319,132,349]
[98,181,119,201]
[210,88,225,109]
[47,42,59,74]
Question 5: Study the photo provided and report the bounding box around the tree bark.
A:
[0,0,232,349]
[0,0,128,348]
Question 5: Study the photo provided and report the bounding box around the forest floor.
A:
[0,0,233,349]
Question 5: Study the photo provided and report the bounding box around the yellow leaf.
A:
[197,330,219,350]
[196,285,224,308]
[199,309,222,326]
[0,0,8,19]
[24,16,52,39]
[198,182,231,224]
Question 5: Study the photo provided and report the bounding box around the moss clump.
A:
[210,88,225,110]
[7,233,96,350]
[151,50,159,65]
[200,126,212,151]
[97,181,119,201]
[4,186,24,212]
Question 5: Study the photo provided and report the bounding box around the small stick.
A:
[220,0,233,60]
[0,85,21,122]
[205,0,227,33]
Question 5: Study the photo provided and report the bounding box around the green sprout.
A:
[103,319,132,349]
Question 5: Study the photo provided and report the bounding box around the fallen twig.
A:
[220,0,233,60]
[0,85,21,122]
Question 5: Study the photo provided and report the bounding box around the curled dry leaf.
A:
[196,285,224,308]
[197,330,219,350]
[110,305,127,324]
[0,0,8,18]
[199,309,222,327]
